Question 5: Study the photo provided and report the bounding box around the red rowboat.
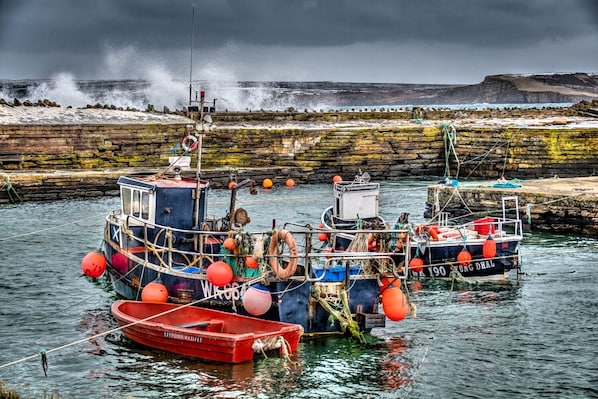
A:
[111,300,303,364]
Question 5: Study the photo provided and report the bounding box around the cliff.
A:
[427,73,598,105]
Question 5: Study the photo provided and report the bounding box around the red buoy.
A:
[318,232,329,242]
[242,284,272,316]
[245,256,258,269]
[380,276,399,291]
[141,280,168,302]
[382,286,409,321]
[285,179,295,187]
[111,252,129,274]
[207,261,233,287]
[332,175,343,183]
[409,257,424,273]
[81,251,106,278]
[228,181,237,190]
[223,237,237,251]
[457,249,472,266]
[483,235,497,259]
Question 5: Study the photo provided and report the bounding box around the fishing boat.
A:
[320,171,386,251]
[90,104,413,341]
[321,174,523,282]
[111,300,303,363]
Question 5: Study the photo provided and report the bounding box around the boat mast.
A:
[189,2,203,231]
[189,3,195,106]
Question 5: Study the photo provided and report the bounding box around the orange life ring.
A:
[181,135,199,152]
[268,229,298,279]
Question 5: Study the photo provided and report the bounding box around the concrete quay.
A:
[427,176,598,237]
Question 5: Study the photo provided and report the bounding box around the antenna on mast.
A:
[189,3,195,106]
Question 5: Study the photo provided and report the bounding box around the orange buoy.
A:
[262,178,273,189]
[81,251,107,278]
[332,175,343,183]
[242,284,272,316]
[285,178,295,187]
[483,234,497,259]
[382,286,409,321]
[223,237,237,251]
[207,261,233,287]
[228,181,237,190]
[245,256,258,269]
[380,276,399,291]
[318,232,329,242]
[141,280,169,302]
[409,257,424,273]
[367,240,377,251]
[457,249,472,266]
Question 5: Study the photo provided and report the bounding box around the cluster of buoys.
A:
[261,178,296,189]
[81,251,107,278]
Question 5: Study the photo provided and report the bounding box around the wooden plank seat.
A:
[177,319,224,332]
[0,151,24,169]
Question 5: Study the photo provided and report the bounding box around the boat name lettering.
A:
[457,264,474,273]
[430,266,447,277]
[474,260,496,270]
[164,331,202,343]
[199,280,245,300]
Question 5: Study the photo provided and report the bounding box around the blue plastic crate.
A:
[313,265,361,282]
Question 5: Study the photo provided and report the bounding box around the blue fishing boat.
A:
[321,174,523,282]
[93,106,413,340]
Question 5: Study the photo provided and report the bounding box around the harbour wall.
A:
[1,110,597,202]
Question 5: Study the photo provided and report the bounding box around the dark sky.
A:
[1,0,597,83]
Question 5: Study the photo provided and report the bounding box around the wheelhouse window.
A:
[121,186,154,223]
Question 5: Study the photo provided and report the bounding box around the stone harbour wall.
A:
[1,111,597,203]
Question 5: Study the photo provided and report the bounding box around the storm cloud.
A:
[1,0,597,83]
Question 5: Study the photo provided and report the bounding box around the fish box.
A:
[474,217,495,235]
[313,265,361,282]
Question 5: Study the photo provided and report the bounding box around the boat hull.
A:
[111,300,303,364]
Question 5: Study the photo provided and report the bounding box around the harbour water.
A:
[0,180,597,398]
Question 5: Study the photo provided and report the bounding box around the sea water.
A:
[0,181,596,398]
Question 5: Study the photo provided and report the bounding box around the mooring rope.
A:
[403,278,456,398]
[0,276,265,373]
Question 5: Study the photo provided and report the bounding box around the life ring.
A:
[181,135,198,152]
[268,229,298,279]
